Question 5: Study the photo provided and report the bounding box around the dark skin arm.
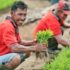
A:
[10,44,35,53]
[9,43,47,53]
[54,34,70,47]
[19,39,37,46]
[62,22,70,28]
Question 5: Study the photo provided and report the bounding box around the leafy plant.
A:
[44,47,70,70]
[37,30,53,44]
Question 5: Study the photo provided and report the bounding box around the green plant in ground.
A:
[44,47,70,70]
[37,30,53,44]
[0,0,16,10]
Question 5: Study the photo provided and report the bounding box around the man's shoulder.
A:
[40,11,53,22]
[0,20,14,31]
[2,20,13,27]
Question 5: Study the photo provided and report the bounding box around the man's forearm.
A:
[20,41,34,46]
[54,35,70,47]
[63,23,70,28]
[57,39,70,46]
[10,44,35,53]
[20,39,37,46]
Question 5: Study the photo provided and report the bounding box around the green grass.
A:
[44,47,70,70]
[0,0,16,10]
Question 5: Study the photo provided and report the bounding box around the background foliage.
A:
[0,0,16,10]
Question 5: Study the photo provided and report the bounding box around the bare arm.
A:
[9,43,35,53]
[9,43,46,53]
[62,22,70,28]
[20,39,37,46]
[54,34,70,47]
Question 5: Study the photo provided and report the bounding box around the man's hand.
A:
[34,43,47,52]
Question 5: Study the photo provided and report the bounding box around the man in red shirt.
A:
[0,1,46,69]
[33,1,70,53]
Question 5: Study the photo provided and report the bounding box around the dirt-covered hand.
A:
[34,44,47,52]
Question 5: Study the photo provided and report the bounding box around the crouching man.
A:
[0,1,46,69]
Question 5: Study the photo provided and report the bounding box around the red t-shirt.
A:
[0,20,21,56]
[33,11,62,38]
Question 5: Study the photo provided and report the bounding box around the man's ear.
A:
[11,11,15,16]
[11,11,13,15]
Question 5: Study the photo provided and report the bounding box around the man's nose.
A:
[21,16,26,21]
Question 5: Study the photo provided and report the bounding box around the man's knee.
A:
[5,54,21,68]
[11,54,21,64]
